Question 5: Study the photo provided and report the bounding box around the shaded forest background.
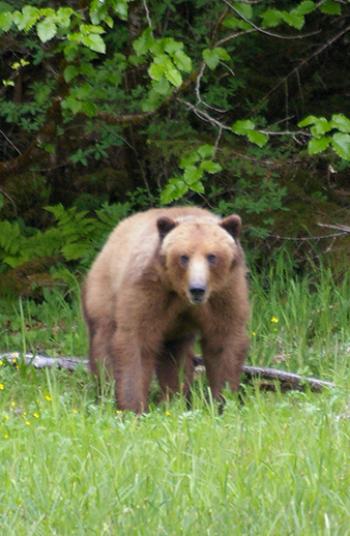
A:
[1,0,350,296]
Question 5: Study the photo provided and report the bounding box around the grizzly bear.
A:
[82,206,249,413]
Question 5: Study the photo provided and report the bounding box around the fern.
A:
[0,202,131,280]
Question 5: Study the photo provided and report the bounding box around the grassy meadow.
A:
[1,257,350,535]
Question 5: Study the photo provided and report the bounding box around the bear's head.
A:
[158,214,242,305]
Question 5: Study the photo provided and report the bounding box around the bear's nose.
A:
[189,286,206,303]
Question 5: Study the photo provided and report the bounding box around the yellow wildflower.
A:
[165,411,171,417]
[0,383,4,390]
[271,316,279,324]
[25,420,31,426]
[44,394,52,402]
[33,412,40,419]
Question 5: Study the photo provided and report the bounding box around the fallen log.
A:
[0,352,87,371]
[243,365,334,392]
[0,352,335,392]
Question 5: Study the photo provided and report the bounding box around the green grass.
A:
[1,256,350,535]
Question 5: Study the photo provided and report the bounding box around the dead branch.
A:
[270,230,349,242]
[0,352,334,392]
[318,222,350,234]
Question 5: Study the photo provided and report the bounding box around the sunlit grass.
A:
[1,256,350,534]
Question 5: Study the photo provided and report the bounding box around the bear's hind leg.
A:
[111,331,154,413]
[156,336,195,402]
[87,318,116,379]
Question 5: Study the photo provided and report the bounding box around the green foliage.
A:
[232,119,269,148]
[260,1,341,30]
[68,25,106,54]
[68,123,124,165]
[202,47,230,70]
[89,0,130,24]
[214,175,287,239]
[133,29,193,111]
[62,51,127,116]
[258,0,342,39]
[222,15,250,31]
[0,78,55,132]
[0,4,120,54]
[0,220,23,266]
[160,145,222,204]
[232,1,253,20]
[320,0,341,15]
[299,114,350,159]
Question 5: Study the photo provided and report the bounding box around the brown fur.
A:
[82,207,250,413]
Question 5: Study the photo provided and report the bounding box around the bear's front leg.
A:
[111,330,154,413]
[201,329,249,401]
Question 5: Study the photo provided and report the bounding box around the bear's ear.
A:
[220,214,241,239]
[157,217,177,240]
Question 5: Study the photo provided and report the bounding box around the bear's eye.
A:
[180,255,189,267]
[207,254,217,265]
